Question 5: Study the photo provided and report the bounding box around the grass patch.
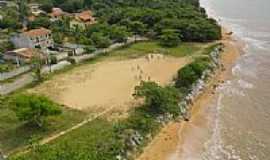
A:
[10,119,123,160]
[9,109,162,160]
[201,42,222,55]
[9,82,182,160]
[0,63,15,73]
[108,41,204,59]
[0,101,87,154]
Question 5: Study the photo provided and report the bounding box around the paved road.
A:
[0,61,71,95]
[0,66,31,81]
[0,73,34,95]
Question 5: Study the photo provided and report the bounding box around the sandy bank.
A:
[30,55,189,113]
[136,30,243,160]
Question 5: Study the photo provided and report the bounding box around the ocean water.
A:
[171,0,270,159]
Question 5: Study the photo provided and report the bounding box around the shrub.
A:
[67,57,76,64]
[134,81,181,118]
[11,94,62,128]
[175,57,211,90]
[85,46,97,54]
[120,108,160,136]
[50,55,58,64]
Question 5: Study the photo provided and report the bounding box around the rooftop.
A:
[23,28,51,37]
[78,10,95,22]
[6,48,45,59]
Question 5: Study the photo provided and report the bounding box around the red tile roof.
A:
[23,28,51,37]
[6,48,45,59]
[78,10,95,22]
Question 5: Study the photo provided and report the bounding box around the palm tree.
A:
[17,0,29,27]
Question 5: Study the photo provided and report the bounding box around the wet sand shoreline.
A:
[136,29,243,160]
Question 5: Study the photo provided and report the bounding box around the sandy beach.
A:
[136,30,243,160]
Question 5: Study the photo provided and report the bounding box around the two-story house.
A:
[70,10,96,30]
[11,28,54,50]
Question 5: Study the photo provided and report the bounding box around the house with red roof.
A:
[4,48,46,64]
[77,10,95,23]
[11,28,54,49]
[70,10,96,29]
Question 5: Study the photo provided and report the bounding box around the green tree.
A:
[52,32,64,44]
[134,81,181,118]
[91,32,112,48]
[159,29,181,47]
[31,54,44,82]
[17,0,29,26]
[0,41,15,53]
[28,16,51,29]
[129,21,146,41]
[59,0,84,13]
[11,94,62,128]
[0,18,21,30]
[40,0,54,13]
[110,25,130,43]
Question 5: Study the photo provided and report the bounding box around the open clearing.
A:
[30,54,190,112]
[1,41,212,154]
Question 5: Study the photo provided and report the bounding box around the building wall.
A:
[3,54,29,64]
[11,36,34,49]
[11,34,54,49]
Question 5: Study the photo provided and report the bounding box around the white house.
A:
[29,3,45,16]
[11,28,54,49]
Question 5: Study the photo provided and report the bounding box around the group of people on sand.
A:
[131,54,165,81]
[145,53,164,62]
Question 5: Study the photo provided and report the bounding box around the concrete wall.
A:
[10,35,34,49]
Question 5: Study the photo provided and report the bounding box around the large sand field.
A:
[31,54,189,112]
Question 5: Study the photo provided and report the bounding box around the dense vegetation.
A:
[45,0,221,45]
[0,0,221,49]
[9,81,184,160]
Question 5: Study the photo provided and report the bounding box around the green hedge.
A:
[175,57,212,91]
